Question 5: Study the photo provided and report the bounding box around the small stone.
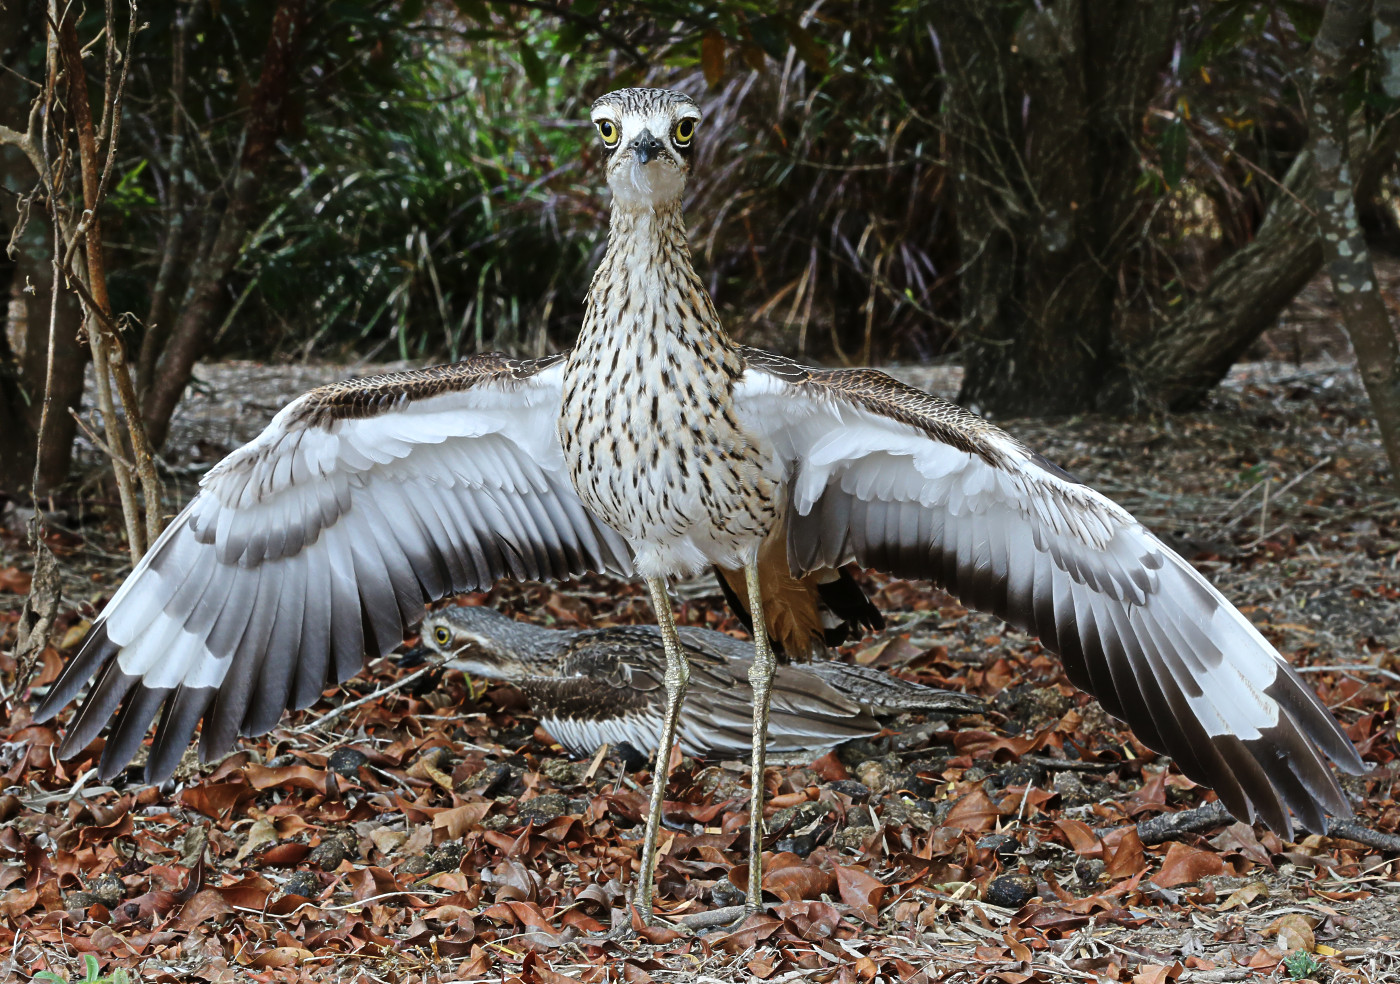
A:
[977,832,1020,863]
[827,779,871,802]
[481,812,518,832]
[540,758,584,786]
[768,800,831,835]
[854,758,897,794]
[775,833,819,857]
[833,825,877,851]
[65,891,102,910]
[281,870,320,900]
[425,841,464,872]
[517,793,571,824]
[694,766,741,800]
[984,873,1037,909]
[1052,770,1091,805]
[87,873,125,908]
[889,772,942,799]
[462,763,513,797]
[307,837,350,871]
[403,841,465,876]
[710,875,745,907]
[1075,858,1105,889]
[879,797,935,831]
[327,748,368,779]
[989,762,1044,790]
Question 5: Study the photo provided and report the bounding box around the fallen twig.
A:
[665,904,748,931]
[1130,801,1232,844]
[1296,664,1400,684]
[1326,819,1400,853]
[293,656,443,734]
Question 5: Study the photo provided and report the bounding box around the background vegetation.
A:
[2,0,1399,509]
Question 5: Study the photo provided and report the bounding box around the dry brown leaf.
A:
[943,788,1002,833]
[1104,828,1146,879]
[180,782,259,820]
[1131,963,1181,984]
[1153,841,1224,888]
[1219,880,1269,911]
[1267,912,1316,953]
[434,801,494,839]
[369,826,408,855]
[247,947,313,969]
[0,567,32,594]
[835,864,886,924]
[234,817,280,864]
[173,889,235,931]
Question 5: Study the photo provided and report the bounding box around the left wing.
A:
[36,356,632,782]
[735,348,1364,837]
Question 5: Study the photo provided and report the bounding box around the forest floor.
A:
[1,340,1398,983]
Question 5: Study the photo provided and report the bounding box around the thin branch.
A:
[67,406,136,469]
[57,0,144,559]
[294,657,445,734]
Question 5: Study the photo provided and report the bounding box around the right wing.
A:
[36,355,632,781]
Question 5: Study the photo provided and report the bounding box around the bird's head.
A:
[590,87,701,210]
[420,606,557,682]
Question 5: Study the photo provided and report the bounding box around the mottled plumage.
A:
[419,605,979,759]
[560,96,777,576]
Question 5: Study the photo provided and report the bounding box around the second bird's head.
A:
[591,87,701,210]
[421,605,555,682]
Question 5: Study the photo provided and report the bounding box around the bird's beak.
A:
[631,129,663,165]
[398,645,431,668]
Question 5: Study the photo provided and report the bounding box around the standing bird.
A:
[36,89,1363,925]
[412,604,981,760]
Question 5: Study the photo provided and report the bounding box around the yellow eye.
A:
[433,626,452,646]
[596,120,619,147]
[673,118,696,145]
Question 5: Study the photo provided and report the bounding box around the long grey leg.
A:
[743,563,776,913]
[634,575,690,924]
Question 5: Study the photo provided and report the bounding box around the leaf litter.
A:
[1,353,1397,983]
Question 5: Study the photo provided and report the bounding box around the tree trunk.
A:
[1309,0,1400,489]
[1113,105,1400,412]
[0,0,87,496]
[143,0,307,450]
[15,222,87,493]
[940,0,1181,417]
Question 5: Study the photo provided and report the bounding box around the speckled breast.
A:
[559,327,778,577]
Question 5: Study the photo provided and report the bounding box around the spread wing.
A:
[735,348,1364,837]
[36,355,632,781]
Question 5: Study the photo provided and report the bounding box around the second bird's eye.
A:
[596,120,619,146]
[673,118,696,145]
[433,626,452,645]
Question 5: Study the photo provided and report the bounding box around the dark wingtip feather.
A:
[146,685,217,783]
[34,623,119,722]
[1266,669,1367,775]
[99,686,172,781]
[58,659,139,760]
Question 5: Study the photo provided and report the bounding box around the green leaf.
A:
[748,16,786,60]
[783,18,828,74]
[1160,117,1187,189]
[453,0,491,22]
[518,41,548,89]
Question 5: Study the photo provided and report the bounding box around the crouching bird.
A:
[36,87,1364,925]
[412,604,981,760]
